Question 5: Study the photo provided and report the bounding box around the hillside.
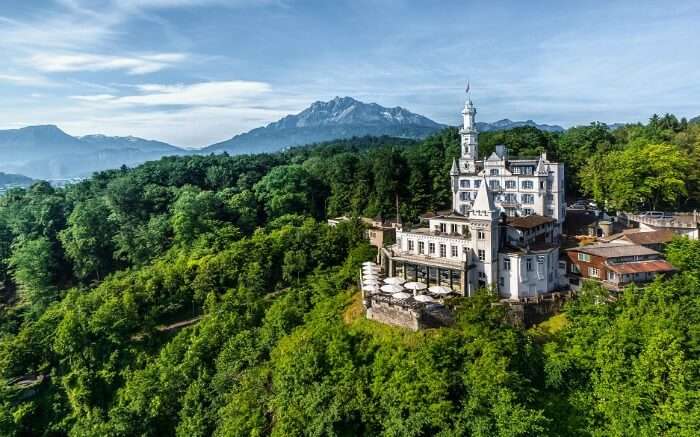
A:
[0,171,33,185]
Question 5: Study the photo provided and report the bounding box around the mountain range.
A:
[0,96,577,180]
[203,97,444,155]
[0,125,187,179]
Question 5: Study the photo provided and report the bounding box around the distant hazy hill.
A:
[476,119,564,133]
[203,96,444,155]
[0,171,33,186]
[79,134,182,154]
[0,126,185,179]
[691,115,700,124]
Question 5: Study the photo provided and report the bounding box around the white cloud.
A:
[71,94,117,102]
[73,80,272,106]
[28,52,187,75]
[0,73,55,87]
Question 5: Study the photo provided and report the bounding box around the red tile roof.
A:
[606,259,675,274]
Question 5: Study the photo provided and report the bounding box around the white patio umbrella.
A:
[393,292,411,300]
[362,261,378,266]
[362,267,381,274]
[380,284,404,294]
[384,277,405,285]
[414,294,435,303]
[362,273,379,279]
[428,285,453,295]
[404,281,428,291]
[362,284,379,293]
[363,278,380,285]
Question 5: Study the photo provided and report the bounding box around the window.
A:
[571,263,580,274]
[461,225,469,236]
[499,277,505,287]
[540,181,545,190]
[588,267,600,278]
[489,180,500,190]
[478,249,486,261]
[504,193,517,203]
[460,179,470,188]
[546,193,554,201]
[522,180,534,190]
[521,194,534,204]
[523,208,533,215]
[503,258,511,270]
[537,255,545,264]
[418,241,424,254]
[478,271,486,279]
[451,245,458,257]
[490,168,499,176]
[607,271,616,281]
[526,258,533,271]
[474,179,481,188]
[460,192,470,201]
[577,252,591,262]
[429,242,435,254]
[477,230,485,240]
[451,224,458,234]
[439,223,446,233]
[505,180,516,189]
[439,244,446,257]
[408,240,414,251]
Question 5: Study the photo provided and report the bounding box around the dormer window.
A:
[490,169,499,176]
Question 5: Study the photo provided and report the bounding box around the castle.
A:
[380,92,567,299]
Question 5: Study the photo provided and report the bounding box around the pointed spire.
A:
[535,154,547,175]
[450,158,459,175]
[471,176,495,219]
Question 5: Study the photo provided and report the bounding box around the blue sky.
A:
[1,0,699,147]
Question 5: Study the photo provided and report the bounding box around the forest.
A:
[1,114,700,436]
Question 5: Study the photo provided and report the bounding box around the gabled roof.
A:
[567,243,660,258]
[603,229,674,246]
[486,151,502,161]
[507,215,556,230]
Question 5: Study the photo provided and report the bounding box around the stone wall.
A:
[502,298,567,328]
[366,300,422,331]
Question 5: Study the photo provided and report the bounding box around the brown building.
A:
[328,216,397,248]
[564,243,675,291]
[601,228,675,252]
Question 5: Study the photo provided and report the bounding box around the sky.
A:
[1,0,699,148]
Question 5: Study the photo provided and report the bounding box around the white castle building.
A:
[380,93,567,299]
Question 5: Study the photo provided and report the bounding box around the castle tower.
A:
[460,98,478,160]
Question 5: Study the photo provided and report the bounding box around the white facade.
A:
[383,92,566,300]
[451,97,566,229]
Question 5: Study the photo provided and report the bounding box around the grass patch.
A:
[529,312,568,343]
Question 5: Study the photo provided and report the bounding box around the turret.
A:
[460,95,479,160]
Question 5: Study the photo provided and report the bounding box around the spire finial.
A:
[465,80,470,95]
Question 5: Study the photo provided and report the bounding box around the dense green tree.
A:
[59,197,117,281]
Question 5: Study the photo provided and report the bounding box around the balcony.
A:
[385,247,468,269]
